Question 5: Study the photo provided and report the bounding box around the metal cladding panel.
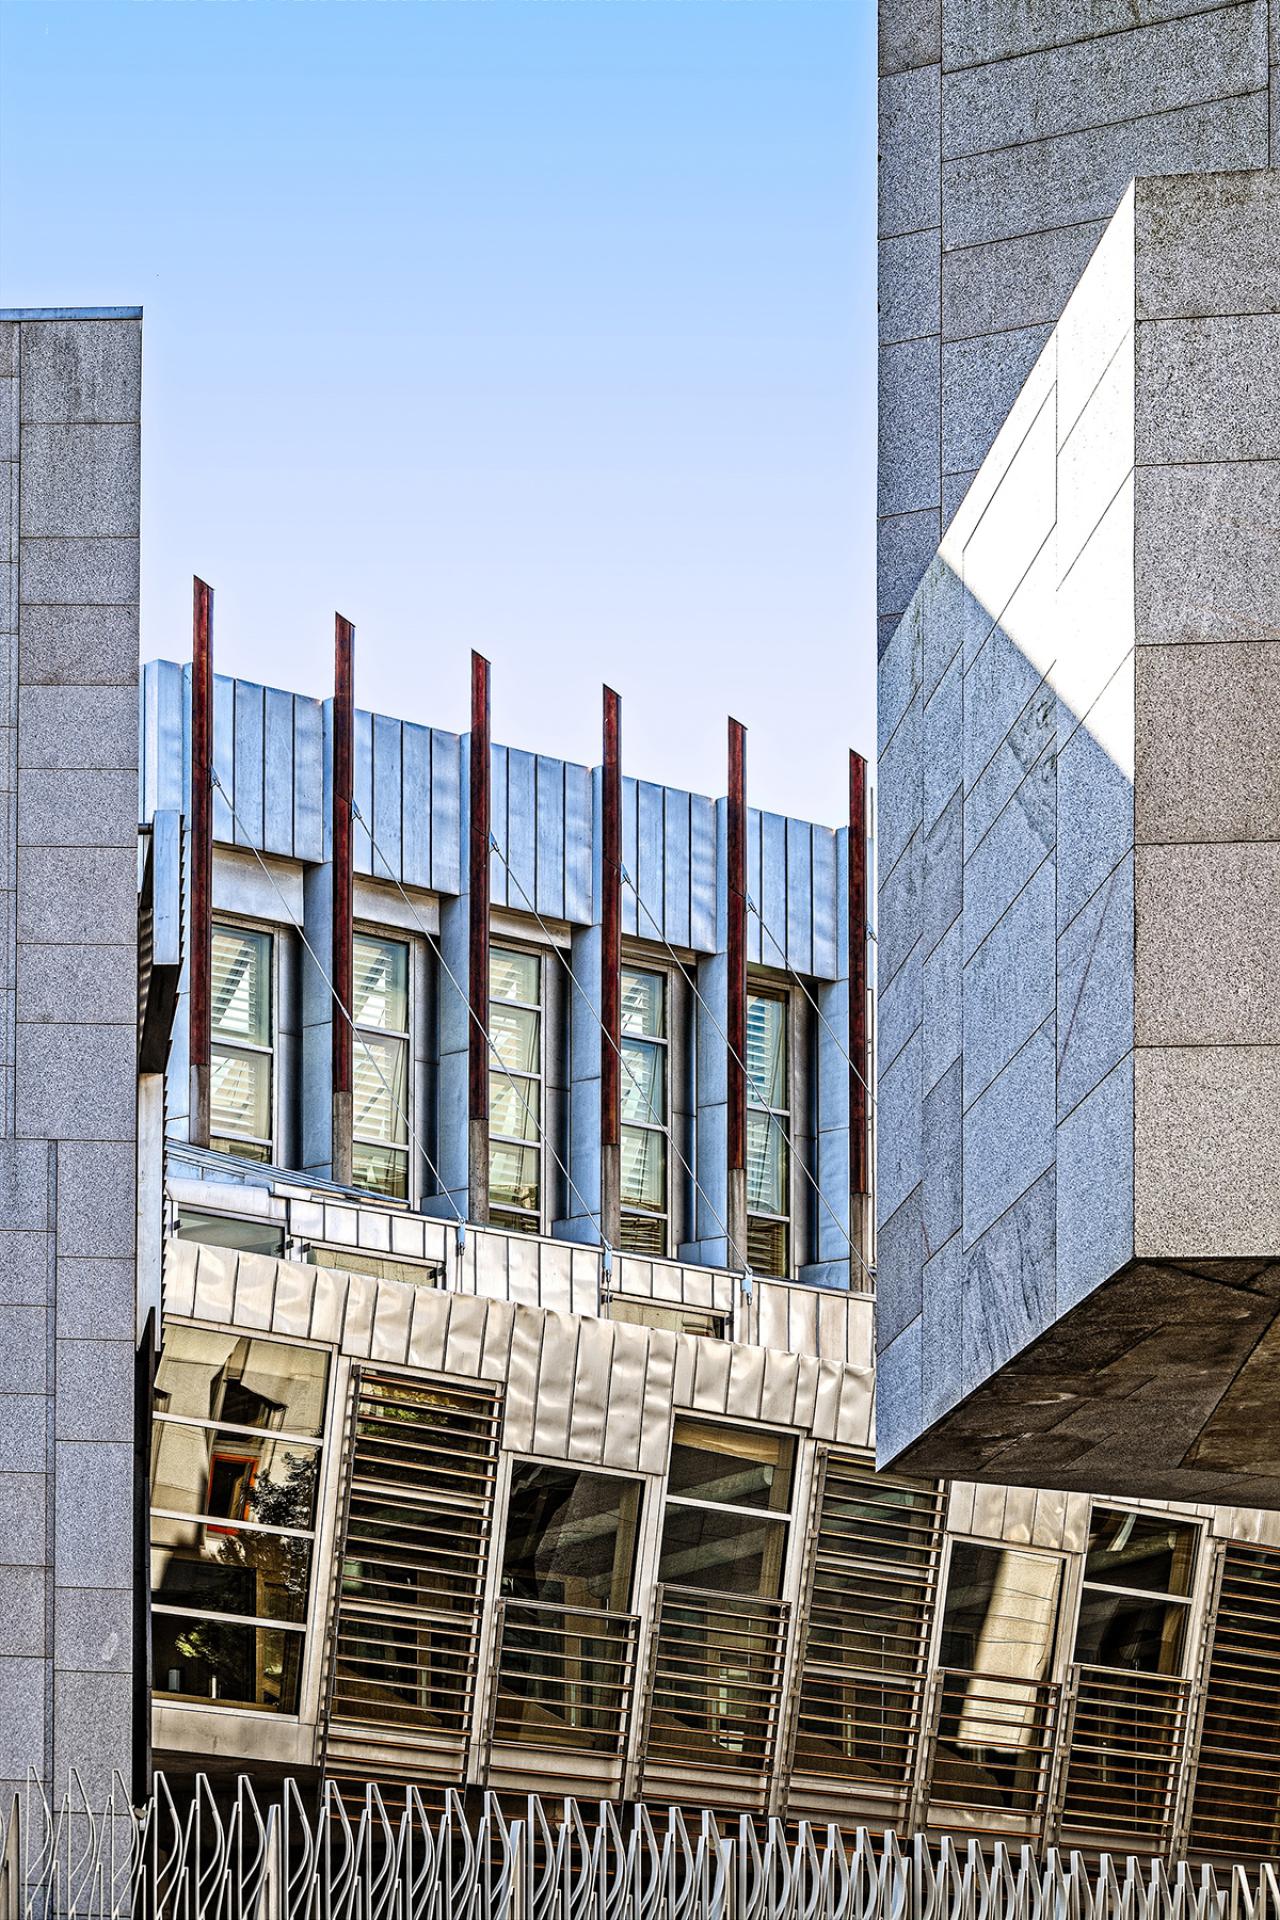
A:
[370,712,402,882]
[690,796,718,952]
[140,659,188,820]
[636,780,665,943]
[535,755,565,920]
[563,761,594,923]
[211,674,235,840]
[232,680,265,848]
[812,825,839,978]
[663,788,692,951]
[293,697,325,862]
[621,775,641,938]
[786,817,812,976]
[489,743,509,905]
[263,688,295,856]
[503,746,537,909]
[429,728,462,895]
[401,722,431,889]
[759,810,789,971]
[352,708,374,873]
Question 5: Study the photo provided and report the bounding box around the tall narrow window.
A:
[620,965,669,1255]
[352,932,410,1201]
[745,985,790,1277]
[210,924,274,1163]
[1073,1507,1197,1675]
[489,944,543,1233]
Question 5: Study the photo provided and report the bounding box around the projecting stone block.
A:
[1135,640,1280,844]
[1135,461,1280,649]
[942,325,1052,478]
[18,604,138,686]
[879,338,941,515]
[878,65,940,237]
[879,0,939,75]
[961,1021,1055,1247]
[18,535,138,607]
[15,1024,137,1142]
[879,231,940,346]
[942,223,1107,342]
[18,425,140,539]
[19,320,142,427]
[877,507,941,618]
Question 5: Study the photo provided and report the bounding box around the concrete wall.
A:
[877,0,1275,656]
[0,311,141,1796]
[875,174,1280,1506]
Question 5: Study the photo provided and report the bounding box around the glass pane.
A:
[211,1046,272,1145]
[491,947,540,1006]
[621,968,664,1038]
[153,1329,328,1437]
[609,1297,725,1337]
[352,933,409,1033]
[354,1031,408,1145]
[1074,1589,1189,1675]
[153,1613,302,1713]
[210,1136,272,1165]
[490,1071,540,1140]
[747,1214,789,1278]
[173,1210,286,1257]
[667,1419,794,1512]
[746,991,787,1108]
[491,1002,540,1075]
[620,1037,665,1124]
[151,1423,319,1529]
[501,1462,642,1611]
[658,1502,788,1598]
[211,926,271,1045]
[939,1543,1061,1684]
[1084,1508,1197,1598]
[621,1125,666,1211]
[490,1140,540,1212]
[351,1142,409,1202]
[746,1111,787,1215]
[151,1519,312,1623]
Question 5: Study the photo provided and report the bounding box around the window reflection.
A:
[489,944,544,1232]
[1073,1506,1197,1676]
[154,1328,328,1437]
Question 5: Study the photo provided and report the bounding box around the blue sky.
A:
[1,0,875,826]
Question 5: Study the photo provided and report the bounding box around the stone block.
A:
[1135,462,1280,649]
[53,1442,133,1588]
[53,1669,130,1788]
[879,337,941,514]
[916,551,981,700]
[878,691,921,876]
[1057,336,1135,575]
[15,1025,136,1143]
[941,5,1266,160]
[18,943,137,1029]
[1055,476,1135,734]
[943,0,1239,68]
[0,379,15,464]
[0,462,14,564]
[963,1166,1056,1377]
[879,595,923,753]
[879,229,940,344]
[18,425,140,539]
[0,1657,45,1777]
[922,649,961,828]
[1057,853,1133,1118]
[879,0,939,74]
[965,665,1055,851]
[943,222,1108,343]
[55,1586,130,1671]
[0,1392,48,1472]
[0,1230,51,1305]
[875,1318,923,1462]
[1057,1057,1134,1313]
[1135,842,1280,1046]
[921,783,963,954]
[16,845,137,947]
[878,506,941,618]
[17,684,137,772]
[1056,664,1134,930]
[0,1139,52,1225]
[942,324,1053,478]
[18,604,138,687]
[877,1187,925,1348]
[879,64,941,237]
[0,1305,48,1393]
[0,324,15,377]
[55,1141,136,1260]
[922,912,962,1094]
[0,1473,48,1565]
[1137,166,1280,318]
[0,1567,45,1656]
[878,935,922,1076]
[17,768,138,852]
[19,320,141,426]
[941,93,1266,250]
[54,1340,133,1444]
[1137,313,1280,465]
[1135,1045,1280,1258]
[921,1232,962,1424]
[878,830,922,987]
[878,1030,923,1222]
[962,1017,1055,1245]
[964,860,1055,1105]
[1136,641,1280,846]
[959,393,1057,646]
[18,535,138,606]
[54,1258,135,1341]
[922,1056,961,1254]
[962,747,1055,959]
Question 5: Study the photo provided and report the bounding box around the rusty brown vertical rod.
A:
[727,717,748,1261]
[849,749,870,1198]
[332,614,355,1186]
[189,576,213,1147]
[600,687,622,1246]
[468,651,492,1223]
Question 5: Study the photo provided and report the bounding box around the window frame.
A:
[1070,1501,1203,1680]
[932,1533,1069,1685]
[488,937,548,1234]
[744,975,795,1279]
[209,917,278,1165]
[350,924,414,1205]
[658,1413,799,1602]
[618,956,675,1258]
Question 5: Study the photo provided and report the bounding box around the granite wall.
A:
[878,0,1276,655]
[875,174,1280,1507]
[0,311,141,1796]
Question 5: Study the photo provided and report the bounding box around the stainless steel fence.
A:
[4,1773,1280,1920]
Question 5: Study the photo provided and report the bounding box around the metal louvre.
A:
[640,1584,789,1805]
[922,1670,1061,1834]
[490,1598,640,1756]
[1057,1664,1193,1855]
[792,1452,944,1814]
[9,1773,1280,1920]
[323,1369,503,1778]
[1188,1543,1280,1862]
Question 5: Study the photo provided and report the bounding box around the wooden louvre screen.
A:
[641,1586,790,1803]
[1057,1665,1192,1854]
[324,1369,503,1778]
[1187,1542,1280,1862]
[792,1451,944,1814]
